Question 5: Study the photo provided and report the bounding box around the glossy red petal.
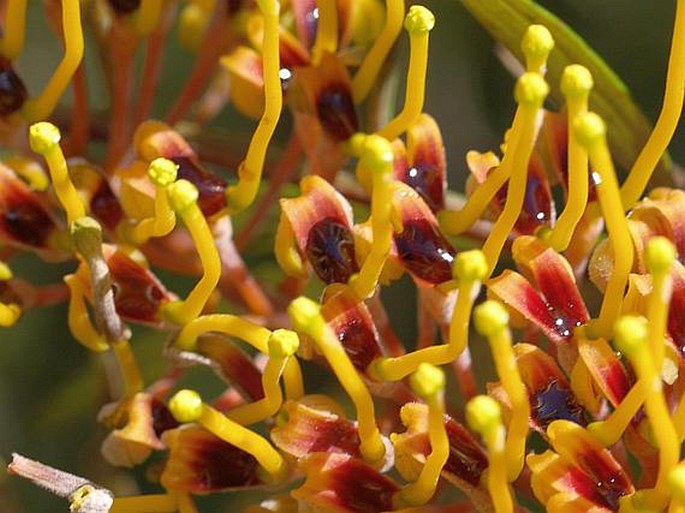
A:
[104,246,176,326]
[292,452,399,513]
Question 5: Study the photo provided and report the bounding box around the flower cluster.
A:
[4,1,685,512]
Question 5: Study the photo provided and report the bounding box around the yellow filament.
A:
[367,250,487,381]
[620,0,685,211]
[394,364,449,507]
[0,0,27,60]
[548,65,593,251]
[226,329,299,425]
[21,0,83,121]
[288,296,386,463]
[586,380,646,447]
[352,0,404,103]
[135,0,163,36]
[311,0,339,65]
[174,314,305,402]
[574,113,634,340]
[225,0,282,214]
[168,389,287,482]
[274,215,307,278]
[124,158,178,245]
[520,25,554,74]
[109,494,178,513]
[29,122,85,224]
[161,180,221,326]
[64,274,109,352]
[614,315,678,511]
[439,27,552,237]
[111,339,144,396]
[645,237,676,375]
[376,6,435,141]
[466,395,512,513]
[670,464,685,513]
[481,73,549,276]
[349,134,395,300]
[438,148,511,236]
[473,300,529,482]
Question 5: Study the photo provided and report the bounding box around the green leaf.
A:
[459,0,672,178]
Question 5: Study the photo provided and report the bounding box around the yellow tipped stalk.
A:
[473,300,529,482]
[466,395,513,513]
[349,134,396,300]
[311,0,339,65]
[22,0,83,121]
[670,463,685,513]
[645,236,676,374]
[574,113,633,339]
[352,0,404,104]
[376,6,435,141]
[481,73,549,276]
[520,24,554,74]
[0,0,27,60]
[29,122,86,224]
[227,329,300,425]
[177,316,306,401]
[162,180,221,326]
[367,249,487,381]
[547,65,593,251]
[586,381,646,448]
[614,315,678,511]
[168,389,287,482]
[620,0,685,211]
[174,314,304,402]
[288,296,386,464]
[123,157,178,245]
[394,363,449,507]
[225,0,282,214]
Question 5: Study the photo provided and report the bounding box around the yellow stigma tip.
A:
[670,464,685,503]
[287,296,321,333]
[0,262,13,281]
[168,389,203,423]
[268,329,300,358]
[29,122,62,154]
[514,72,549,106]
[167,179,199,213]
[561,64,594,98]
[645,236,676,275]
[466,395,502,435]
[521,24,554,62]
[409,363,445,399]
[148,158,179,187]
[453,249,488,281]
[574,112,606,149]
[473,300,510,336]
[404,5,435,34]
[359,135,394,171]
[613,315,649,356]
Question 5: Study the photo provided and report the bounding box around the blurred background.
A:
[0,1,683,510]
